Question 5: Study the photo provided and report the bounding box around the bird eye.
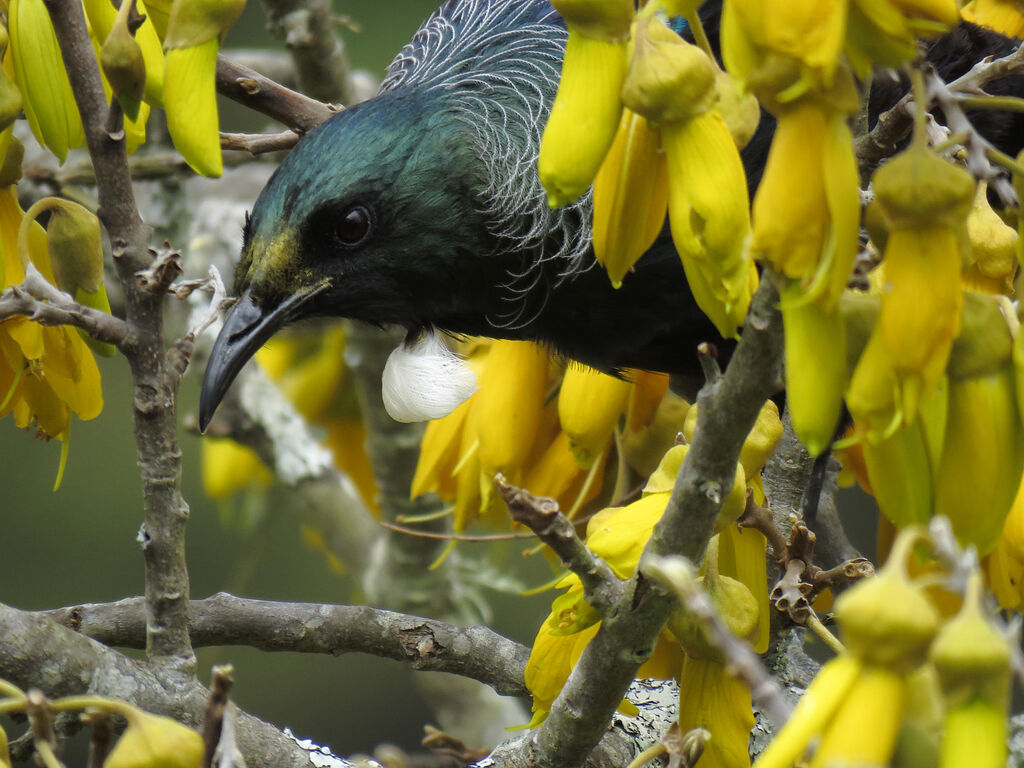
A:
[335,205,372,246]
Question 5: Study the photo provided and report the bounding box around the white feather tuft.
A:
[382,330,478,422]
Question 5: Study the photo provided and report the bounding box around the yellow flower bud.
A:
[36,198,115,356]
[834,529,939,671]
[714,68,760,149]
[873,144,975,231]
[100,1,147,120]
[83,0,164,105]
[105,709,204,768]
[667,573,759,660]
[621,17,717,124]
[965,182,1018,292]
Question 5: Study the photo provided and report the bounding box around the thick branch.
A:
[40,594,530,697]
[216,56,335,133]
[0,603,316,767]
[518,278,785,768]
[0,266,130,349]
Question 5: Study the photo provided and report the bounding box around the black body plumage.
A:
[199,0,1024,431]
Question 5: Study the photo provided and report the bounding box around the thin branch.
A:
[0,264,131,349]
[216,55,335,134]
[856,41,1024,178]
[645,555,792,729]
[39,593,531,697]
[221,131,301,155]
[495,475,625,614]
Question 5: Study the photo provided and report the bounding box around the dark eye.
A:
[335,205,372,246]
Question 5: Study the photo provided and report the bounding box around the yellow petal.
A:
[678,657,755,768]
[592,109,668,288]
[164,39,223,177]
[9,0,84,163]
[538,29,627,208]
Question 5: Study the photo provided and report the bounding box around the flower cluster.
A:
[6,0,243,176]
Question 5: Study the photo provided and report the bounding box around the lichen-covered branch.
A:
[0,604,315,768]
[40,593,531,697]
[855,40,1024,178]
[511,277,785,768]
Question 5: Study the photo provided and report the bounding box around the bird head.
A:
[199,88,505,429]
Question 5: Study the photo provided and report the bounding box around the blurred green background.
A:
[0,1,557,759]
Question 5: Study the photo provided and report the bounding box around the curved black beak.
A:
[199,288,316,432]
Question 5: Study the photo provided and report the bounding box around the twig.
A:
[494,475,624,614]
[216,55,335,133]
[39,593,531,697]
[221,131,301,155]
[644,556,792,729]
[856,41,1024,178]
[0,264,130,349]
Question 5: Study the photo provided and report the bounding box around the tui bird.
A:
[199,0,1024,431]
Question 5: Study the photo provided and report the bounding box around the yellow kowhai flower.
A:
[9,0,84,163]
[623,17,754,338]
[748,100,860,308]
[0,26,22,136]
[83,0,165,106]
[200,436,272,499]
[963,182,1018,295]
[755,529,938,768]
[591,107,668,288]
[722,0,848,97]
[930,571,1011,768]
[162,0,247,177]
[871,140,974,419]
[538,0,632,208]
[846,0,960,74]
[0,187,103,484]
[256,324,381,514]
[961,0,1024,37]
[105,707,204,768]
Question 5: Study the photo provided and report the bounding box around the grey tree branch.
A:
[216,55,336,133]
[0,603,317,767]
[495,475,624,615]
[39,593,531,697]
[221,130,301,155]
[515,277,785,768]
[0,264,130,349]
[45,0,195,674]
